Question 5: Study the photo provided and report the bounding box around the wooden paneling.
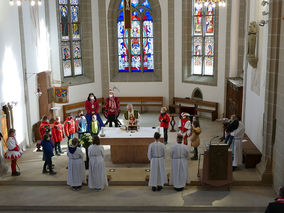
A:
[0,110,8,151]
[226,78,243,118]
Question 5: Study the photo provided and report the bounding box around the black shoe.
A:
[11,171,21,176]
[152,187,157,192]
[49,171,57,175]
[42,170,48,174]
[191,156,198,160]
[174,187,184,192]
[157,186,163,191]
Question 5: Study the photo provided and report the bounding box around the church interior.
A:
[0,0,284,212]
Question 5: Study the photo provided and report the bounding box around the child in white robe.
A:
[67,138,85,190]
[88,136,108,190]
[147,132,167,191]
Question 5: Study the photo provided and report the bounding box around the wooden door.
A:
[0,110,8,151]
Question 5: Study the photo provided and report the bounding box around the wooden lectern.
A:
[200,144,232,187]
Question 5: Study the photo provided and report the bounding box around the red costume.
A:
[105,96,120,115]
[5,136,22,174]
[39,121,50,139]
[178,113,192,145]
[51,121,64,143]
[85,100,99,115]
[159,113,170,129]
[64,117,76,137]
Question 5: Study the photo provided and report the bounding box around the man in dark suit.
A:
[265,186,284,213]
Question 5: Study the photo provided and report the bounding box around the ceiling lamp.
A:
[195,0,226,8]
[9,0,42,6]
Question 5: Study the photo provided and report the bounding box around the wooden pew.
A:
[173,97,218,121]
[242,134,262,168]
[62,98,104,119]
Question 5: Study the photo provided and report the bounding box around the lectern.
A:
[200,144,232,187]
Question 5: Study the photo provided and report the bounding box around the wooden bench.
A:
[242,134,262,168]
[118,96,163,113]
[173,97,218,121]
[62,98,104,119]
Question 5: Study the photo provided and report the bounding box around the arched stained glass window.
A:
[58,0,83,77]
[192,1,215,76]
[117,0,154,72]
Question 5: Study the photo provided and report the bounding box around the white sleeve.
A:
[7,138,16,150]
[147,144,152,160]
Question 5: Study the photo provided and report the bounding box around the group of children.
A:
[158,107,202,160]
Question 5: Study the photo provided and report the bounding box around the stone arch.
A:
[191,87,203,100]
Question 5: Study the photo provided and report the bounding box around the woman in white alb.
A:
[88,136,108,190]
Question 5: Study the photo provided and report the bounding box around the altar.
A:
[99,127,164,164]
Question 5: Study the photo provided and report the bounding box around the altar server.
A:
[88,136,108,190]
[230,115,245,171]
[147,132,167,191]
[4,129,22,176]
[178,113,192,145]
[170,134,189,191]
[67,138,86,191]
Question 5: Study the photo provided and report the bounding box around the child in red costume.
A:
[159,107,170,145]
[51,116,64,156]
[39,115,50,139]
[4,129,22,176]
[64,114,76,142]
[178,113,192,145]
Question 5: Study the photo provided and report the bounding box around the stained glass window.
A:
[58,0,83,77]
[192,1,215,76]
[117,0,154,72]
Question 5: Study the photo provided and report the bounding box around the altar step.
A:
[0,205,266,213]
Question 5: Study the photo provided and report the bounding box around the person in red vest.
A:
[104,89,120,127]
[64,114,76,142]
[39,115,50,140]
[178,113,192,145]
[159,107,170,145]
[51,116,64,156]
[85,93,104,132]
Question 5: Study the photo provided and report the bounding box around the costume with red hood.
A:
[64,116,76,140]
[52,120,64,155]
[178,113,192,145]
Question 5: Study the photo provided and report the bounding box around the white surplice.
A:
[67,147,86,187]
[88,144,108,189]
[231,121,245,167]
[170,143,190,188]
[147,141,167,187]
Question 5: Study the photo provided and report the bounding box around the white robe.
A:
[88,144,108,189]
[147,141,167,186]
[231,121,245,167]
[5,137,22,159]
[170,143,189,188]
[67,147,86,187]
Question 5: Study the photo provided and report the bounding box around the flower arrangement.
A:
[68,133,92,149]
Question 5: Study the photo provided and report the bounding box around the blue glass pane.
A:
[143,54,154,71]
[119,55,129,72]
[138,8,144,14]
[59,0,67,4]
[131,0,139,7]
[71,6,79,23]
[131,55,141,72]
[141,0,151,9]
[61,24,69,40]
[118,21,128,38]
[60,5,68,23]
[131,38,141,55]
[143,11,152,21]
[118,11,124,21]
[143,38,153,54]
[119,0,124,10]
[118,38,128,55]
[143,20,153,37]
